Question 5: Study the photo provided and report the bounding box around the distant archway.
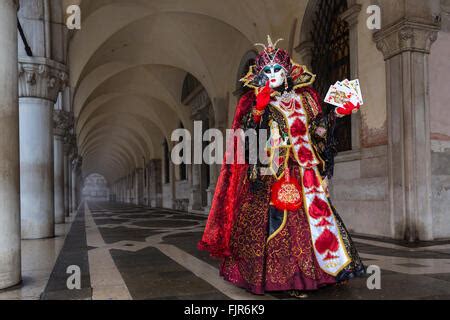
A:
[82,174,110,202]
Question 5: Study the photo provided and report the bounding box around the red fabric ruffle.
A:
[197,91,255,258]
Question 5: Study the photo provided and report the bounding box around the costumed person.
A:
[198,36,366,297]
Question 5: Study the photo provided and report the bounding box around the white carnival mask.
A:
[262,63,286,89]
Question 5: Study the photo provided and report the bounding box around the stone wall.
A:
[330,0,390,238]
[332,146,390,237]
[429,6,450,239]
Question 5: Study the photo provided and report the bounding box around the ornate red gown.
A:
[198,84,365,295]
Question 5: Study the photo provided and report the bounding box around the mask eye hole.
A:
[274,66,282,73]
[263,67,271,74]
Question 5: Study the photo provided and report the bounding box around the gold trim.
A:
[252,109,265,116]
[266,145,292,180]
[269,102,302,166]
[292,63,316,90]
[240,65,259,91]
[267,210,288,244]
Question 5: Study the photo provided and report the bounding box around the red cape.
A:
[197,87,323,258]
[197,91,254,258]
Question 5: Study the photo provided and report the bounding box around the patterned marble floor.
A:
[3,201,450,300]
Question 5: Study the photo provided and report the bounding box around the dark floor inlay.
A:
[41,207,92,300]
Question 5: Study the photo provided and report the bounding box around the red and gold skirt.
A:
[219,169,337,295]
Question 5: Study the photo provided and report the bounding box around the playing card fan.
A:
[325,79,364,117]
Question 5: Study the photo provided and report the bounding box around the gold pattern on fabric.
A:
[265,207,323,284]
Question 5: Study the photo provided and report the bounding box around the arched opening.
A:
[182,73,202,103]
[181,73,213,210]
[303,0,352,152]
[82,174,110,202]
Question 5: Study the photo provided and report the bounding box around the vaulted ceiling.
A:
[69,0,310,183]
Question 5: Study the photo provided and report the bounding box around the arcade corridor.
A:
[1,0,450,301]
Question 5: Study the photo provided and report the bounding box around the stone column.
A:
[169,151,177,210]
[63,151,71,216]
[121,177,124,203]
[144,164,151,207]
[0,0,21,290]
[205,105,223,212]
[121,178,126,203]
[76,170,82,206]
[189,164,203,211]
[66,152,73,214]
[18,58,67,239]
[149,159,163,207]
[375,19,439,241]
[53,130,65,224]
[128,173,133,203]
[53,110,72,223]
[135,168,144,205]
[71,156,82,213]
[71,160,77,212]
[341,2,362,150]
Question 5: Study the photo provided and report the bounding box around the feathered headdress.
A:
[240,35,316,91]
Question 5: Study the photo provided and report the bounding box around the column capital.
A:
[72,156,83,170]
[374,19,440,60]
[443,1,450,14]
[340,4,362,27]
[54,110,74,137]
[64,133,77,156]
[18,57,68,103]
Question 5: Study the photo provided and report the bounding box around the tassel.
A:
[271,167,303,211]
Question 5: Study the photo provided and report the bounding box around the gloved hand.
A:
[253,82,272,123]
[335,101,361,117]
